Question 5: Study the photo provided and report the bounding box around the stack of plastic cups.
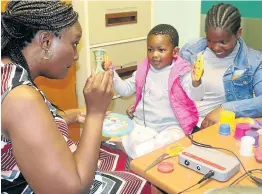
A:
[234,123,251,140]
[245,130,259,148]
[219,110,236,135]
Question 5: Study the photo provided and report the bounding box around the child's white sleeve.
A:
[113,70,136,97]
[180,72,204,101]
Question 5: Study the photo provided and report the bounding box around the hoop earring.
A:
[42,50,53,60]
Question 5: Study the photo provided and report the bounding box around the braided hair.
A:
[1,0,78,80]
[148,24,179,47]
[205,3,241,35]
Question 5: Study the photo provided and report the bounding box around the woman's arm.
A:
[201,62,262,129]
[222,62,262,117]
[1,72,113,194]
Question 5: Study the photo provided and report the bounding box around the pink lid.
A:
[157,162,174,173]
[234,123,250,140]
[236,123,250,131]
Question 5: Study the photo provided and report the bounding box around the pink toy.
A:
[234,123,250,140]
[254,147,262,163]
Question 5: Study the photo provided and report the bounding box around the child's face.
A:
[147,34,177,70]
[206,27,241,58]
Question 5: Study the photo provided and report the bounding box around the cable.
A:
[178,170,215,194]
[186,134,262,186]
[229,169,262,186]
[142,76,146,127]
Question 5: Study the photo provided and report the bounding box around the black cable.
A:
[186,134,262,186]
[178,170,215,194]
[142,77,146,127]
[177,182,199,194]
[229,169,262,186]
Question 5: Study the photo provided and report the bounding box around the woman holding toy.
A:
[1,1,150,193]
[180,3,262,129]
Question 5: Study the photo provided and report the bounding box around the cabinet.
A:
[73,1,152,114]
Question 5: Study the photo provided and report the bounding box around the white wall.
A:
[153,0,201,47]
[72,0,90,108]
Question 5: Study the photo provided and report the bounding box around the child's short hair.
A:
[147,24,179,47]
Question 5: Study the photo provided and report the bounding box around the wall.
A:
[153,0,202,47]
[72,0,90,108]
[200,1,262,51]
[72,1,151,113]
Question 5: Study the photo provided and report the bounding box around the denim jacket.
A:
[180,38,262,118]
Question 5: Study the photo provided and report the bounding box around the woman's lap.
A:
[98,142,151,194]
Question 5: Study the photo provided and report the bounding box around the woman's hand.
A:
[83,71,113,117]
[201,106,224,129]
[126,104,135,119]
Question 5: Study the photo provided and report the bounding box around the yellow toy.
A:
[103,55,111,71]
[144,144,184,172]
[194,55,204,81]
[236,117,256,125]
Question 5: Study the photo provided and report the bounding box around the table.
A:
[130,119,262,194]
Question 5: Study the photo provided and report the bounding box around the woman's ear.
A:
[39,31,53,51]
[236,27,242,39]
[173,46,180,57]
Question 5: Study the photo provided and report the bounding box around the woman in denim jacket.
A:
[180,3,262,129]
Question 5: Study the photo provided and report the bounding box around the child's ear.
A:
[173,47,180,57]
[236,27,242,39]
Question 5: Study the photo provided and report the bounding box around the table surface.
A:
[130,119,262,194]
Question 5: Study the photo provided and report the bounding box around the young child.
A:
[113,24,204,158]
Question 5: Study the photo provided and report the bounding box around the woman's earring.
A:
[42,49,53,60]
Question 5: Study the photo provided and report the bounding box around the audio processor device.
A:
[178,145,240,181]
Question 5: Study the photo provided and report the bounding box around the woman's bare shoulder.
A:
[1,85,49,132]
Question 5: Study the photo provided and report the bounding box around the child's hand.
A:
[102,60,112,71]
[102,56,114,71]
[126,104,135,119]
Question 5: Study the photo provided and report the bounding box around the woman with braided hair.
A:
[1,1,150,193]
[179,3,262,130]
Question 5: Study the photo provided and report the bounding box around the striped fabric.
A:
[1,63,150,194]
